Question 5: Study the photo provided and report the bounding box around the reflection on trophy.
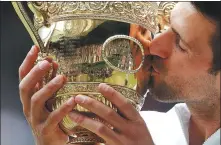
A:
[12,2,176,144]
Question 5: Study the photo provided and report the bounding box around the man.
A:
[18,2,220,145]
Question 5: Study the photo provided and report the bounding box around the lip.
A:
[149,66,160,76]
[151,70,159,76]
[152,65,160,74]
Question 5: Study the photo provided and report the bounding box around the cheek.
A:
[165,57,203,91]
[161,55,197,93]
[194,55,213,72]
[165,70,216,100]
[165,49,207,78]
[163,73,195,99]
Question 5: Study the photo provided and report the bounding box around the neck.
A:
[187,100,220,141]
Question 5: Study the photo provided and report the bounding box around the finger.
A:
[19,60,52,115]
[69,111,120,145]
[144,30,152,41]
[19,60,52,95]
[34,82,42,92]
[19,45,39,81]
[137,31,151,52]
[35,57,54,89]
[37,59,57,89]
[31,75,66,122]
[44,97,76,133]
[129,24,140,38]
[44,56,53,63]
[130,24,140,52]
[43,61,59,112]
[19,60,52,94]
[140,26,147,35]
[51,61,59,80]
[98,83,142,121]
[36,80,43,91]
[74,95,127,132]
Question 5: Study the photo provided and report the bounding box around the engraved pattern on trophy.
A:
[30,2,158,33]
[157,2,177,32]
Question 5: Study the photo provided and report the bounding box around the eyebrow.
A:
[171,27,192,49]
[170,16,192,49]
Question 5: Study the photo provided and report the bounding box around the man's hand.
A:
[130,24,153,96]
[19,45,76,145]
[69,83,154,145]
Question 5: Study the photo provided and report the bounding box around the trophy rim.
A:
[12,1,160,52]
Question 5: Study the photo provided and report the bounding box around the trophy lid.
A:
[12,2,159,51]
[29,2,158,32]
[12,2,176,52]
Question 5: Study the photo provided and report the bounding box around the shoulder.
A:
[140,103,189,145]
[140,103,189,122]
[140,110,166,123]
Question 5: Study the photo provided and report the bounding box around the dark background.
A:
[1,2,35,145]
[1,2,175,145]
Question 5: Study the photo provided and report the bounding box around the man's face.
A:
[139,2,219,104]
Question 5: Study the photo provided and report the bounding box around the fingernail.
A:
[29,45,36,55]
[44,56,53,63]
[52,75,64,85]
[66,97,75,105]
[75,95,87,104]
[99,83,109,91]
[39,60,49,70]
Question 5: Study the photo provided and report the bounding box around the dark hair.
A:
[191,2,220,74]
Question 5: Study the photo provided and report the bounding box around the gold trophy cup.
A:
[12,2,175,144]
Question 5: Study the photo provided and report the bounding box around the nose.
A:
[149,30,173,59]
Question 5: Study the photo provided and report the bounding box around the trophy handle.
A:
[102,35,145,74]
[12,2,45,52]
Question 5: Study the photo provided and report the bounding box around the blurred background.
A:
[1,2,175,145]
[1,2,35,145]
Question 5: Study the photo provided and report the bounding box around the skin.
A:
[130,24,152,96]
[148,2,220,144]
[19,46,73,145]
[150,3,220,144]
[18,2,220,145]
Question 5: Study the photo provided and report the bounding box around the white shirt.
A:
[141,103,220,145]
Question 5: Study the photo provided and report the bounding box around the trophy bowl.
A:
[12,2,175,144]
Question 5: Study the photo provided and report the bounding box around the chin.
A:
[148,89,180,103]
[147,77,182,103]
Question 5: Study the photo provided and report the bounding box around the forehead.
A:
[170,2,215,49]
